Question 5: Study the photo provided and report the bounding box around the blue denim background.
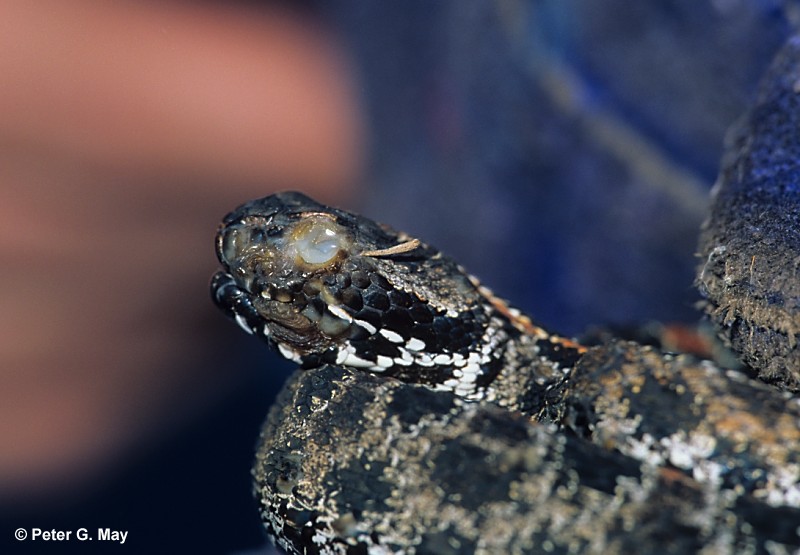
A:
[335,0,789,335]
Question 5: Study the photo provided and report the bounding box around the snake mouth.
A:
[256,280,355,343]
[211,268,349,357]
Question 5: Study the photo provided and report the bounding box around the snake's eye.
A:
[288,215,350,267]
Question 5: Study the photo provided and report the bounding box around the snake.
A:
[210,38,800,555]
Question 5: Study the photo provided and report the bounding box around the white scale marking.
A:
[405,337,426,351]
[336,344,375,369]
[342,352,379,369]
[415,356,435,367]
[379,329,404,343]
[353,319,377,334]
[376,355,394,368]
[433,354,453,365]
[234,314,254,334]
[277,343,302,363]
[327,305,352,322]
[461,363,481,382]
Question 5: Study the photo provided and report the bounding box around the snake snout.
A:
[215,217,276,271]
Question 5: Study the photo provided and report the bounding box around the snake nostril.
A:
[217,222,272,267]
[217,226,241,266]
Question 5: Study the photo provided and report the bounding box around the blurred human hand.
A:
[0,0,362,500]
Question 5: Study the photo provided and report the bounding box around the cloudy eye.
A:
[290,215,349,266]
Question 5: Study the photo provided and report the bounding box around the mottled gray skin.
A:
[255,347,800,555]
[216,35,800,555]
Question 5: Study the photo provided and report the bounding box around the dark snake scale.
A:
[211,38,800,554]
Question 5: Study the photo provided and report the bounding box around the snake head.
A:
[211,191,509,392]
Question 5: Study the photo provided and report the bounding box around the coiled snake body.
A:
[211,39,800,555]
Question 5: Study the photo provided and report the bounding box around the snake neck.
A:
[471,286,587,419]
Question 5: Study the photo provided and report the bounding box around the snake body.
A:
[211,37,800,555]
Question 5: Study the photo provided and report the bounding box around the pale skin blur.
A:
[0,0,363,501]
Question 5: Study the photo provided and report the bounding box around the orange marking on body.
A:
[658,466,698,488]
[475,282,587,354]
[547,334,587,353]
[660,324,714,359]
